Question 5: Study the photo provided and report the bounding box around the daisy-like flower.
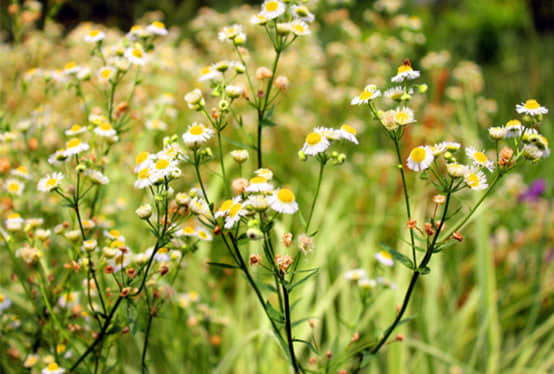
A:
[225,85,244,99]
[63,138,90,157]
[94,122,117,137]
[351,84,381,105]
[392,106,416,125]
[254,168,274,180]
[198,65,222,82]
[358,278,378,289]
[302,130,330,156]
[84,29,105,43]
[63,62,81,75]
[231,149,249,163]
[505,119,523,138]
[291,4,315,23]
[105,229,124,241]
[5,213,24,231]
[127,25,149,40]
[11,165,31,180]
[260,0,286,20]
[516,99,548,116]
[175,225,197,238]
[5,179,24,196]
[42,363,65,374]
[0,293,12,312]
[136,204,152,219]
[344,269,368,281]
[337,125,358,144]
[65,123,87,136]
[384,86,406,101]
[151,156,179,181]
[464,168,488,190]
[391,59,420,82]
[268,188,298,214]
[224,202,247,229]
[134,167,155,189]
[488,126,507,140]
[447,163,468,178]
[98,66,116,82]
[182,123,214,148]
[215,199,237,218]
[134,151,152,172]
[407,146,433,172]
[184,88,204,108]
[244,194,269,211]
[23,354,39,368]
[146,21,168,36]
[245,176,274,194]
[108,251,132,272]
[189,198,211,217]
[440,141,462,152]
[375,251,394,266]
[291,20,310,36]
[466,146,494,172]
[218,24,242,42]
[58,292,79,309]
[197,227,213,241]
[146,119,168,131]
[125,45,147,65]
[250,13,269,25]
[86,169,109,185]
[37,172,64,192]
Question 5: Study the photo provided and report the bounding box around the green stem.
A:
[305,160,325,233]
[282,283,300,373]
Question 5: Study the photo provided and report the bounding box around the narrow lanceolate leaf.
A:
[265,301,285,325]
[207,262,239,269]
[292,339,320,355]
[287,268,319,292]
[379,242,414,269]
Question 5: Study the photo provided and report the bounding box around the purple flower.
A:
[519,179,546,202]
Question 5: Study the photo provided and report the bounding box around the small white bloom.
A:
[406,146,433,172]
[375,251,394,266]
[466,146,494,172]
[63,138,90,157]
[37,172,64,192]
[5,179,24,196]
[268,188,298,214]
[260,0,286,20]
[84,29,105,43]
[351,84,381,105]
[515,99,548,116]
[182,123,214,148]
[244,176,274,194]
[302,130,330,156]
[344,269,368,281]
[464,168,488,190]
[146,21,168,36]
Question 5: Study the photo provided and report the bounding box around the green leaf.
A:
[379,242,414,269]
[383,315,416,336]
[419,266,431,275]
[260,118,277,127]
[222,134,256,150]
[207,262,239,269]
[433,240,458,252]
[265,301,285,325]
[292,339,319,355]
[287,268,319,292]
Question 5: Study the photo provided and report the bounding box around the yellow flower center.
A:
[506,119,521,128]
[394,112,409,123]
[359,91,374,101]
[111,240,125,248]
[379,251,392,259]
[16,166,28,174]
[277,188,295,203]
[136,152,149,164]
[89,30,99,37]
[109,229,120,237]
[397,64,412,74]
[524,99,540,110]
[70,124,82,132]
[138,169,150,180]
[132,48,143,58]
[56,344,66,353]
[189,125,204,135]
[0,294,4,302]
[115,254,125,265]
[99,122,112,131]
[100,69,112,79]
[294,24,305,33]
[201,66,211,75]
[306,132,322,146]
[250,176,267,184]
[8,182,20,192]
[410,147,426,163]
[64,293,74,302]
[130,25,142,32]
[155,159,170,170]
[67,138,81,148]
[48,363,60,371]
[467,173,479,188]
[219,200,234,212]
[183,226,195,234]
[473,151,487,163]
[158,247,168,254]
[64,62,77,70]
[265,1,279,12]
[8,213,20,219]
[198,231,208,239]
[152,21,165,29]
[46,178,58,188]
[341,125,356,135]
[229,203,243,217]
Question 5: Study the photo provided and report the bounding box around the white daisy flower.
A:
[464,168,488,190]
[505,119,523,138]
[136,204,152,219]
[159,143,184,160]
[86,169,109,185]
[107,251,132,272]
[5,213,24,231]
[134,152,153,172]
[302,130,330,156]
[151,156,179,181]
[198,65,222,82]
[58,292,79,309]
[466,146,494,172]
[175,225,197,238]
[184,88,204,108]
[375,251,394,266]
[291,20,310,36]
[65,123,87,136]
[196,227,213,241]
[447,163,468,178]
[23,353,39,368]
[189,198,211,217]
[182,123,214,148]
[440,141,461,152]
[522,144,546,160]
[268,188,299,214]
[63,62,81,75]
[224,202,247,229]
[84,29,105,43]
[244,176,274,194]
[89,113,108,125]
[260,0,286,20]
[351,84,381,105]
[150,247,171,262]
[94,122,117,137]
[134,167,155,189]
[406,146,433,172]
[250,13,269,25]
[146,119,168,131]
[0,293,12,312]
[218,24,242,42]
[146,21,168,36]
[125,45,147,65]
[338,125,359,144]
[225,85,244,99]
[344,269,368,281]
[291,4,315,23]
[97,66,116,82]
[244,194,269,211]
[516,99,548,116]
[41,363,65,374]
[230,149,249,163]
[62,138,90,157]
[5,179,24,196]
[254,168,274,180]
[105,229,124,241]
[358,278,378,289]
[384,86,406,101]
[11,165,31,180]
[215,198,238,218]
[127,25,149,40]
[391,60,420,82]
[392,106,416,125]
[37,172,64,192]
[488,126,507,140]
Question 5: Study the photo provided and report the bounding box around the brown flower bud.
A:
[120,287,130,297]
[407,219,417,229]
[214,225,222,236]
[249,254,262,266]
[432,194,446,204]
[395,334,405,342]
[104,265,114,274]
[452,232,463,242]
[424,222,434,236]
[126,267,137,279]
